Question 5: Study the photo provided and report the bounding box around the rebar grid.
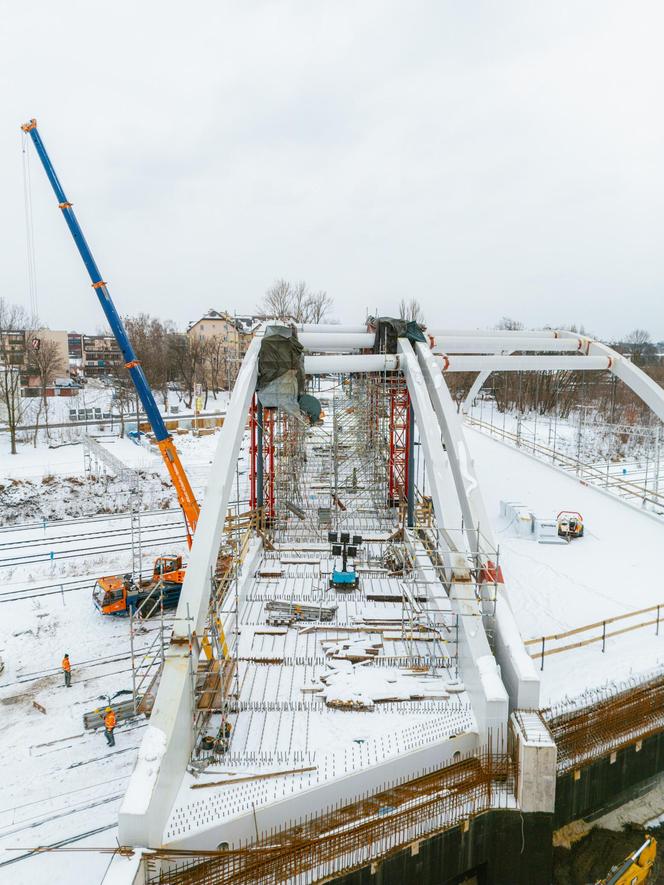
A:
[543,670,664,772]
[148,749,516,885]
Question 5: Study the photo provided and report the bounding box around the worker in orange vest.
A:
[104,707,117,747]
[62,653,71,688]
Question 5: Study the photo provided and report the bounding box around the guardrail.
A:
[465,414,664,510]
[525,602,664,669]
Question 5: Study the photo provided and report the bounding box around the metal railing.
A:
[466,414,664,510]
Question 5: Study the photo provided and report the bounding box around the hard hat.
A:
[106,706,112,712]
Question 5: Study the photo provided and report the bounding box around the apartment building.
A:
[75,333,122,377]
[1,328,69,388]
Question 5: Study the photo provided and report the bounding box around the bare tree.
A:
[398,298,425,325]
[0,299,37,454]
[205,335,237,394]
[169,333,209,409]
[124,313,178,407]
[620,329,656,365]
[258,279,334,323]
[496,316,524,331]
[259,279,294,319]
[306,290,333,324]
[26,337,67,441]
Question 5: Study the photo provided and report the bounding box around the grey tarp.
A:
[369,317,427,354]
[257,326,323,422]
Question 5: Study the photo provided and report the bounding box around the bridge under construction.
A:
[88,321,664,885]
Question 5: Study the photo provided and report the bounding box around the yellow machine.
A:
[557,510,584,539]
[596,834,656,885]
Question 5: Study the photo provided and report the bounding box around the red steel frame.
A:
[262,407,276,521]
[249,397,258,510]
[388,379,410,507]
[248,397,276,521]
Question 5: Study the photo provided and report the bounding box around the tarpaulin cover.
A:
[298,393,322,424]
[369,317,427,353]
[256,325,321,417]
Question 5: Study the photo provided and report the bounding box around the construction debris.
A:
[265,599,337,626]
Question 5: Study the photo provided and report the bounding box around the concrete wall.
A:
[328,809,554,885]
[510,712,557,814]
[554,729,664,828]
[451,583,509,752]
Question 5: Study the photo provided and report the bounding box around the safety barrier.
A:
[525,602,664,670]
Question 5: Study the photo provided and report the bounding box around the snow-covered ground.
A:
[0,414,246,884]
[466,401,664,515]
[0,578,147,884]
[466,427,664,706]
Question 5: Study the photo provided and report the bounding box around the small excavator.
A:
[596,834,656,884]
[557,510,584,540]
[93,555,185,616]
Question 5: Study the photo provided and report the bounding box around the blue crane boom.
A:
[21,118,199,546]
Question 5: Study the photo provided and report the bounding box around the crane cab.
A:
[152,555,184,585]
[93,573,132,615]
[93,555,186,616]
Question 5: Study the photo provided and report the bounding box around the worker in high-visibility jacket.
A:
[62,654,71,688]
[104,707,117,747]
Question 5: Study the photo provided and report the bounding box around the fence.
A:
[145,748,516,885]
[525,602,664,670]
[465,414,664,511]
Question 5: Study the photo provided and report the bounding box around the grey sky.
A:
[3,1,664,339]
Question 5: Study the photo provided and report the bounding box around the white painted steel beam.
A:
[118,337,262,848]
[431,337,582,354]
[428,328,559,338]
[414,342,493,554]
[414,341,540,711]
[296,323,369,333]
[304,354,399,373]
[461,332,664,423]
[298,332,375,350]
[397,340,465,546]
[438,355,611,372]
[299,333,584,355]
[175,335,261,638]
[563,334,664,425]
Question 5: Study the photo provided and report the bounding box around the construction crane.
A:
[596,834,656,885]
[20,119,199,549]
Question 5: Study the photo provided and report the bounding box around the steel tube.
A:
[431,337,582,354]
[296,324,369,333]
[304,354,399,373]
[428,328,559,338]
[298,332,375,350]
[436,355,611,372]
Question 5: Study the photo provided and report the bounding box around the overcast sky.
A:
[3,1,664,340]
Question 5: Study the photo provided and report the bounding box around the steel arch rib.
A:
[118,336,262,848]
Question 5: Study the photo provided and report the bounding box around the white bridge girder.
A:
[112,321,664,873]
